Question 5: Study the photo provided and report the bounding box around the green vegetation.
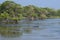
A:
[0,1,60,23]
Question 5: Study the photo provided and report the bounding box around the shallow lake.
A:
[0,19,60,40]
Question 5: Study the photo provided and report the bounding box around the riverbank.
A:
[0,1,60,24]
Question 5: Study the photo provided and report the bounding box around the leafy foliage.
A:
[0,1,60,23]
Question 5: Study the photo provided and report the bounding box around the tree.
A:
[5,0,13,1]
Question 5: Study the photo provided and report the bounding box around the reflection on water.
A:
[0,20,40,38]
[0,19,60,40]
[0,26,22,37]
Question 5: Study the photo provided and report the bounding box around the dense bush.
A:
[0,1,60,23]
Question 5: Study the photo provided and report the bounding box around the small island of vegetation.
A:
[0,0,60,24]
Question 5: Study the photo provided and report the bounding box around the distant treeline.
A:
[0,1,60,23]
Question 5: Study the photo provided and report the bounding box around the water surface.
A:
[0,19,60,40]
